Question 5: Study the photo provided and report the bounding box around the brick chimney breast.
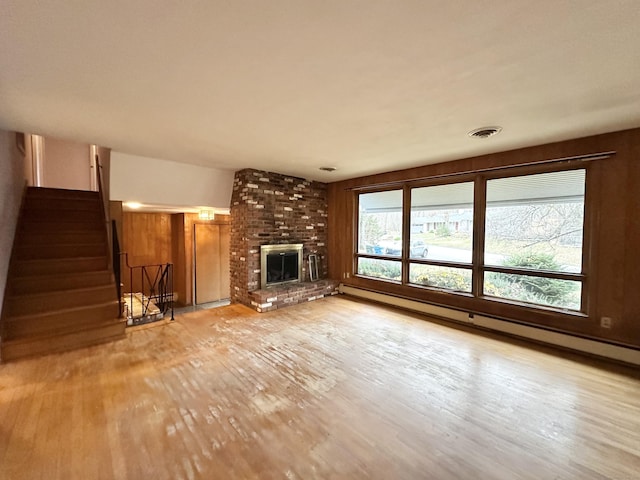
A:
[230,169,337,311]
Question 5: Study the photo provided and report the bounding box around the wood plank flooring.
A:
[1,295,639,479]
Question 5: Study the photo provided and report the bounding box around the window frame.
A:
[355,186,405,282]
[406,177,476,293]
[353,162,591,315]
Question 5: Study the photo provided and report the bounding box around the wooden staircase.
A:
[0,187,125,362]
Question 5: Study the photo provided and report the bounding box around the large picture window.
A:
[354,166,588,313]
[483,170,585,310]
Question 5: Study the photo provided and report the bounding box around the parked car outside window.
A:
[372,240,429,257]
[410,240,429,258]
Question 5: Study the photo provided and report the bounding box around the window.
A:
[409,181,474,292]
[483,170,585,310]
[354,166,588,313]
[357,189,402,277]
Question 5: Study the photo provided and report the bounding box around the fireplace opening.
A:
[260,244,303,287]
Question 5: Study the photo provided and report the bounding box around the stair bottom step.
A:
[3,301,120,338]
[1,321,126,362]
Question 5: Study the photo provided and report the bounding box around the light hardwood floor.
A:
[1,296,639,479]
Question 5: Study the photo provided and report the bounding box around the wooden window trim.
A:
[353,159,593,317]
[407,259,472,269]
[349,151,612,192]
[482,265,584,282]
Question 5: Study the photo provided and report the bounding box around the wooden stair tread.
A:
[24,196,100,205]
[16,254,106,260]
[6,284,115,301]
[13,255,108,267]
[16,242,106,249]
[19,222,104,229]
[3,302,121,340]
[9,271,114,297]
[10,269,112,282]
[25,186,100,198]
[15,233,106,245]
[3,317,125,343]
[0,321,126,361]
[15,243,108,260]
[10,257,110,278]
[3,300,120,322]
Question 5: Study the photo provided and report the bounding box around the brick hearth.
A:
[249,280,338,312]
[230,169,338,311]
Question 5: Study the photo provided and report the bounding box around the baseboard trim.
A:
[339,284,640,367]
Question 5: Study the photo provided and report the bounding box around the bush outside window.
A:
[409,264,472,292]
[358,258,401,282]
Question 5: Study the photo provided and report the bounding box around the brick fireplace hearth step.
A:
[248,280,339,312]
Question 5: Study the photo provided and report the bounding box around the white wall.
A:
[43,137,92,190]
[110,152,234,210]
[0,130,26,317]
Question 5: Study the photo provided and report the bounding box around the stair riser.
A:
[26,187,99,201]
[23,197,101,211]
[13,257,108,276]
[19,222,104,236]
[21,208,103,222]
[5,286,117,317]
[15,243,107,260]
[1,321,125,362]
[15,231,106,246]
[3,303,121,339]
[9,271,114,295]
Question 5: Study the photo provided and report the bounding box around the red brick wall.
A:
[230,169,331,307]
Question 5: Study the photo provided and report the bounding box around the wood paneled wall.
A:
[121,212,173,293]
[328,128,640,348]
[122,212,173,266]
[121,212,230,306]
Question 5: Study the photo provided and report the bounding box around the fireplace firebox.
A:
[260,244,303,287]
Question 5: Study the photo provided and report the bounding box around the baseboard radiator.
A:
[339,284,640,367]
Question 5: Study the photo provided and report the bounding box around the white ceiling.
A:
[1,1,639,182]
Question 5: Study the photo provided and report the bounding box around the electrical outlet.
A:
[600,317,612,329]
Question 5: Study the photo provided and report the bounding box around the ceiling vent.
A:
[468,126,503,139]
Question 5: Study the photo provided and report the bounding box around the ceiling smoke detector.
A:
[468,126,503,139]
[319,166,337,172]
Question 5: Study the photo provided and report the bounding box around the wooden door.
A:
[218,224,231,300]
[195,224,220,304]
[194,223,230,304]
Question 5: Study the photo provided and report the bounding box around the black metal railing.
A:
[119,252,175,325]
[95,155,174,325]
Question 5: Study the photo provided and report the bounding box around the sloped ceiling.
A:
[1,1,639,182]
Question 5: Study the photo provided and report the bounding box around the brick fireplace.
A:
[229,169,339,312]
